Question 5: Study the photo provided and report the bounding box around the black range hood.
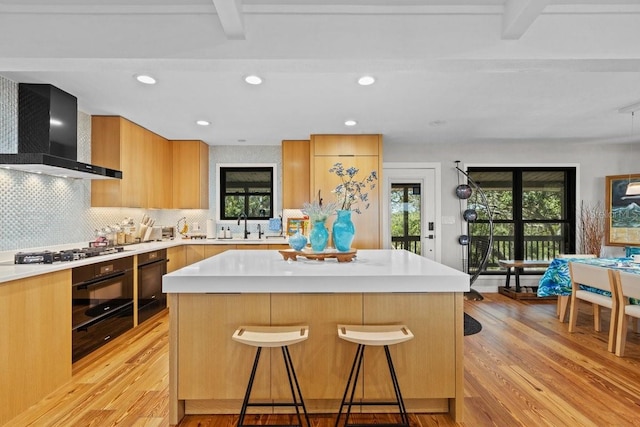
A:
[0,83,122,180]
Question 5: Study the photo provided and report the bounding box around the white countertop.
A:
[162,249,470,293]
[0,237,288,284]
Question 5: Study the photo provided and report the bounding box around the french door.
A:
[382,164,440,261]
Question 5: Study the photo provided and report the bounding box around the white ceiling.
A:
[2,0,640,147]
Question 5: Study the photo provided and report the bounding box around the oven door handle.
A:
[75,270,128,290]
[138,258,168,269]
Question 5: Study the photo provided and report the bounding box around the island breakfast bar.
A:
[162,249,470,425]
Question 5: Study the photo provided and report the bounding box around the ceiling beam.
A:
[211,0,245,40]
[502,0,551,40]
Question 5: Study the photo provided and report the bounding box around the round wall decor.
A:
[455,184,472,199]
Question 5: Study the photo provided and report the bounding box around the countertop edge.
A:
[0,238,289,284]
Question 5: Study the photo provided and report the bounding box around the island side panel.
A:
[452,291,464,422]
[363,293,456,413]
[177,293,271,413]
[168,293,184,426]
[270,293,364,412]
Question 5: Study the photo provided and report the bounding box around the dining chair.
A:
[612,271,640,357]
[556,254,597,322]
[567,262,618,353]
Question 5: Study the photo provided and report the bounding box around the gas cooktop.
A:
[14,246,125,264]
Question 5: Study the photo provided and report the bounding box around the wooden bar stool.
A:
[335,324,414,427]
[232,325,310,427]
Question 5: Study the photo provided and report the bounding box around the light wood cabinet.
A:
[92,116,171,208]
[185,245,207,265]
[171,140,209,209]
[282,140,310,209]
[177,294,271,401]
[363,294,456,402]
[310,134,382,249]
[0,270,72,425]
[148,132,172,208]
[167,246,187,273]
[270,294,363,404]
[311,134,380,156]
[205,245,232,258]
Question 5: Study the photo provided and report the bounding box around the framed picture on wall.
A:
[605,174,640,246]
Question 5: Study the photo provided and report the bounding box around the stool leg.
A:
[238,347,262,427]
[384,345,409,426]
[335,344,365,427]
[282,346,310,427]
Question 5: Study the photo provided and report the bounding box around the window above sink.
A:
[216,163,278,222]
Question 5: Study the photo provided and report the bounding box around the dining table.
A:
[537,257,640,303]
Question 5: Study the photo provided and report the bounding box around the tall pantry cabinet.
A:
[310,134,382,249]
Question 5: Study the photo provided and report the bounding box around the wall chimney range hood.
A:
[0,83,122,179]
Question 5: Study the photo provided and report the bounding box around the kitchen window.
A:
[217,164,276,221]
[467,167,577,273]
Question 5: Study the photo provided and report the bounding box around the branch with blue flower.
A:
[329,162,378,214]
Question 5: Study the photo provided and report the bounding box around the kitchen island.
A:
[162,249,469,425]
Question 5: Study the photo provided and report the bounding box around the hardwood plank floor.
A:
[6,293,640,427]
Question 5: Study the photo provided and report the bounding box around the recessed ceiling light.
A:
[358,76,376,86]
[237,139,247,143]
[345,120,357,126]
[135,74,157,85]
[196,120,210,126]
[244,75,263,85]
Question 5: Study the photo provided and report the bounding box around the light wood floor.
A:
[6,293,640,427]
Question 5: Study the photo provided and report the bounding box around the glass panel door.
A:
[391,183,422,255]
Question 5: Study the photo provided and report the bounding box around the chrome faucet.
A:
[237,213,250,239]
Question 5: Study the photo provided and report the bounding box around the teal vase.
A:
[332,210,355,252]
[288,230,307,251]
[309,220,329,252]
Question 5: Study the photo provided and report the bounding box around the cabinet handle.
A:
[104,335,111,341]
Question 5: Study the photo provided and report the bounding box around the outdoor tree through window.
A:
[467,167,576,273]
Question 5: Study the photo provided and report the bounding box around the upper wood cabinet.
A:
[311,134,380,157]
[171,140,209,209]
[148,132,172,209]
[92,116,171,208]
[282,140,310,209]
[92,117,207,209]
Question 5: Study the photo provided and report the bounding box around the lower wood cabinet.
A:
[167,246,187,273]
[0,271,72,425]
[177,294,271,401]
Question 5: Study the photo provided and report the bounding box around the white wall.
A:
[384,140,639,270]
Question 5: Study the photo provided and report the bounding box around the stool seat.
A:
[233,325,309,348]
[337,324,413,346]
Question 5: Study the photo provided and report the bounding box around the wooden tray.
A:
[279,248,357,263]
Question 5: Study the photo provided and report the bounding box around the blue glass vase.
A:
[332,210,355,252]
[288,230,307,251]
[309,220,329,252]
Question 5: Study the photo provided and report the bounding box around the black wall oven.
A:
[137,249,168,324]
[72,256,133,362]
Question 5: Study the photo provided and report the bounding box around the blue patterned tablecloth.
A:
[537,257,640,300]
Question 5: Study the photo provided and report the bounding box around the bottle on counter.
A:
[225,227,231,239]
[218,226,225,239]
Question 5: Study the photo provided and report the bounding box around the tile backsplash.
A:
[0,75,281,252]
